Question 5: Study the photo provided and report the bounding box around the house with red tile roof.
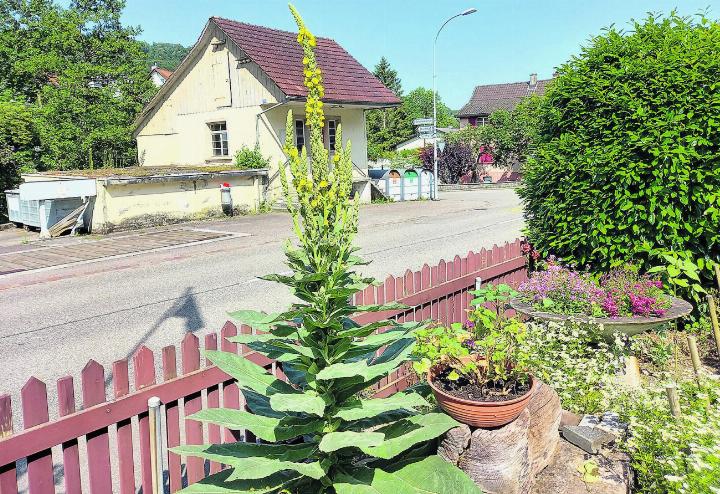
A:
[149,65,174,87]
[134,17,400,202]
[457,74,550,127]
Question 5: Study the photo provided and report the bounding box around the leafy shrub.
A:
[519,261,671,317]
[522,320,627,413]
[419,142,474,184]
[446,96,542,169]
[613,378,720,493]
[519,13,720,299]
[234,144,270,170]
[177,7,479,493]
[414,284,531,396]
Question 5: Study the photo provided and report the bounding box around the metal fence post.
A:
[148,397,163,494]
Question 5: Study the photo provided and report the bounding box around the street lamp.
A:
[432,7,477,200]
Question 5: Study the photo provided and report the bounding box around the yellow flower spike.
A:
[319,180,328,188]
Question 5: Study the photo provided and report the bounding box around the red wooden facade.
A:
[0,240,526,493]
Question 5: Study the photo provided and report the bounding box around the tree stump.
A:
[439,382,562,494]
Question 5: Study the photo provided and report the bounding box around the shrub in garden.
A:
[518,261,672,318]
[613,378,720,493]
[519,13,720,300]
[414,284,531,399]
[174,6,480,493]
[234,144,270,170]
[419,141,475,184]
[521,320,627,414]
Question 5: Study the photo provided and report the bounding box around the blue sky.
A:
[123,0,719,109]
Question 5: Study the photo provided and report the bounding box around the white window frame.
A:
[295,119,306,151]
[209,122,229,156]
[476,116,489,126]
[327,119,338,152]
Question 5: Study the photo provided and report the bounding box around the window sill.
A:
[205,157,233,164]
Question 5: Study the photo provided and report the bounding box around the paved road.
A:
[0,189,523,423]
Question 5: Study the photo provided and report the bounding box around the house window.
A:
[476,116,489,126]
[210,122,228,156]
[295,119,305,151]
[327,120,337,151]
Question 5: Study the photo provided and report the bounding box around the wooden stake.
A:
[708,295,720,359]
[714,264,720,291]
[666,385,682,417]
[687,335,702,378]
[623,356,642,388]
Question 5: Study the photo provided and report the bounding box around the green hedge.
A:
[520,13,720,298]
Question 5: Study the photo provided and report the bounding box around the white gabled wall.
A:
[135,20,371,201]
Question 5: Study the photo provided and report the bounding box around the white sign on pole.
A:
[417,125,434,134]
[412,118,434,126]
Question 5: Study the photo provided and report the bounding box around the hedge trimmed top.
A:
[520,13,720,296]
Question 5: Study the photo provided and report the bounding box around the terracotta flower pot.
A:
[428,365,537,428]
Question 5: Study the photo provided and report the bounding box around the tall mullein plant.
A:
[175,6,480,493]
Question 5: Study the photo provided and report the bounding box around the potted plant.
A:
[414,284,537,427]
[511,259,693,336]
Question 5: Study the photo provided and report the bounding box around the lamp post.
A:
[432,7,476,200]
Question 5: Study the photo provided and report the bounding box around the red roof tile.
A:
[152,67,174,80]
[457,79,551,117]
[211,17,400,106]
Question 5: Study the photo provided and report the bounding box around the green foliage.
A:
[402,88,458,129]
[614,378,720,493]
[519,12,720,300]
[447,96,542,169]
[178,7,480,493]
[366,57,413,160]
[521,321,627,414]
[365,55,458,160]
[234,145,271,170]
[414,284,530,395]
[140,41,190,70]
[0,91,36,220]
[0,0,154,172]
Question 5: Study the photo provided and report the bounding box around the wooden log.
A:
[715,264,720,291]
[526,383,562,477]
[459,408,531,494]
[666,385,681,417]
[687,335,702,378]
[708,296,720,359]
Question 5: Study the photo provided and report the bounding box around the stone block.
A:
[562,426,614,454]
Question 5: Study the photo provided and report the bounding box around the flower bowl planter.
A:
[509,296,693,337]
[428,368,538,428]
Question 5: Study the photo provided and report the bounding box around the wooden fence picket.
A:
[0,241,527,494]
[21,377,53,494]
[134,346,156,494]
[162,345,182,493]
[113,359,135,494]
[57,377,82,494]
[182,333,204,485]
[204,334,222,474]
[81,360,113,493]
[0,394,16,494]
[220,322,242,443]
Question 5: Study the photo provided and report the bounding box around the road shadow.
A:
[105,287,205,387]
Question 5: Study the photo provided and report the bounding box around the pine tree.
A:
[373,57,403,97]
[366,57,413,160]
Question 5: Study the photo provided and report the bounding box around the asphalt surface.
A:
[0,188,523,425]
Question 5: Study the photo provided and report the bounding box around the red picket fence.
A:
[0,240,527,494]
